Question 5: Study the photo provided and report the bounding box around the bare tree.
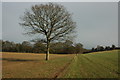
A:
[20,3,76,60]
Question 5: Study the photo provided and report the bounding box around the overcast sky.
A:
[0,2,1,40]
[1,2,118,49]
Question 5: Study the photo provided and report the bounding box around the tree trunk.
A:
[46,42,50,60]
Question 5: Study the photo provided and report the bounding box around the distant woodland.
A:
[1,40,88,54]
[1,40,119,54]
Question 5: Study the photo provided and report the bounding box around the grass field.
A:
[1,52,75,78]
[60,50,118,78]
[1,50,119,78]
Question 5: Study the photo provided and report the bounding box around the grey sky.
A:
[2,2,118,49]
[0,2,2,39]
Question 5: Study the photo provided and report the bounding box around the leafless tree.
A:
[20,3,76,60]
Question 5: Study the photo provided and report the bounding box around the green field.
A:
[60,50,118,78]
[1,50,119,78]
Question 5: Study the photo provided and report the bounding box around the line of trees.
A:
[83,45,120,54]
[92,45,119,51]
[1,40,88,54]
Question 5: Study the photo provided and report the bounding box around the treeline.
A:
[1,40,88,54]
[84,45,120,54]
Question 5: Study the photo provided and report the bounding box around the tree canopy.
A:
[20,3,76,60]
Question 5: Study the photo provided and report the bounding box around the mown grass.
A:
[1,50,119,78]
[61,50,118,78]
[1,52,75,78]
